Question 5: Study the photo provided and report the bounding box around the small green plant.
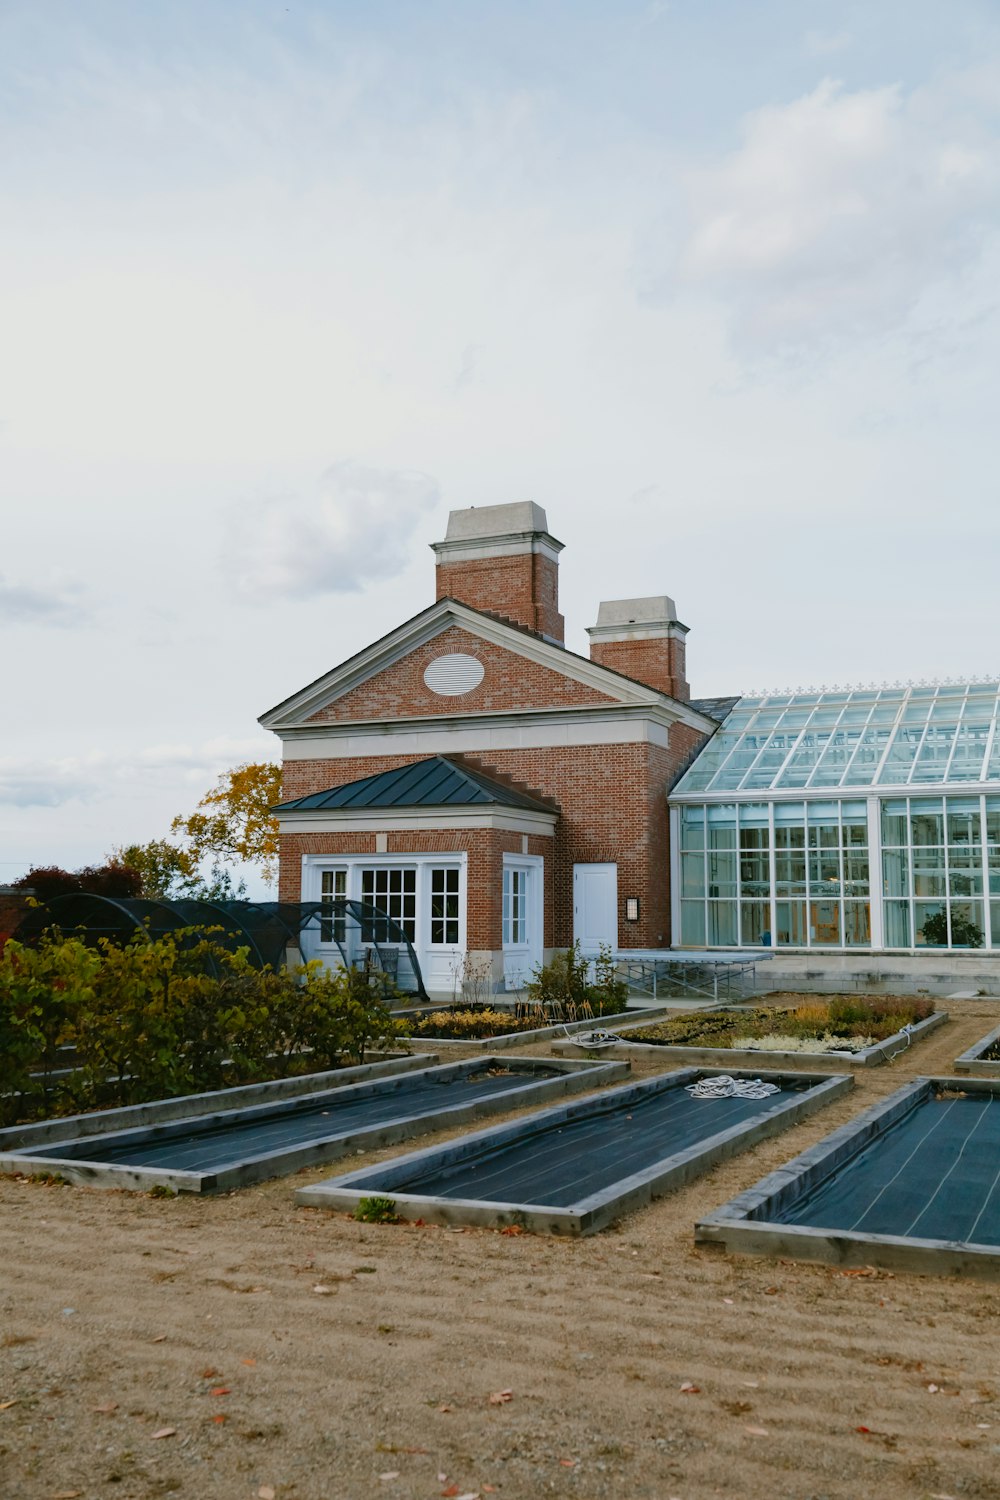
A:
[148,1183,177,1199]
[353,1196,399,1224]
[524,942,629,1019]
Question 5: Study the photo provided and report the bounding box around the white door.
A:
[573,863,618,953]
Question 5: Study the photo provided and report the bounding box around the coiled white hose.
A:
[685,1074,780,1100]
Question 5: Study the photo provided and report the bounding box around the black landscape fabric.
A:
[777,1091,1000,1245]
[351,1077,813,1208]
[19,1066,562,1174]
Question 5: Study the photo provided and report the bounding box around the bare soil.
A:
[3,1001,1000,1500]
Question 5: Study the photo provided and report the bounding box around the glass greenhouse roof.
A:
[673,682,1000,796]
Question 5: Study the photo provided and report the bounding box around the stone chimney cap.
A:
[595,596,678,627]
[442,501,553,543]
[587,595,688,641]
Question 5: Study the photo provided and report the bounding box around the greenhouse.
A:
[669,681,1000,954]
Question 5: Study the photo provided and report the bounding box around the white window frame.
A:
[501,853,543,990]
[301,853,467,965]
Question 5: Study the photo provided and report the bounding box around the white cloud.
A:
[225,462,440,600]
[666,77,1000,353]
[0,737,272,809]
[0,575,90,627]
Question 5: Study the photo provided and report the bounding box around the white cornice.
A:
[276,806,557,836]
[259,598,717,734]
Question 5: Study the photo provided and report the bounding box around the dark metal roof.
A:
[689,695,741,723]
[272,756,557,814]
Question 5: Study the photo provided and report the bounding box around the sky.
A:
[2,0,1000,886]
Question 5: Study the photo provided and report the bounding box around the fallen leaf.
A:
[151,1426,176,1439]
[744,1425,770,1436]
[441,1487,460,1498]
[722,1297,734,1305]
[679,1382,700,1394]
[483,1488,497,1494]
[0,1399,20,1410]
[91,1402,118,1413]
[150,1334,167,1343]
[742,1381,760,1388]
[258,1488,276,1499]
[763,1286,778,1296]
[242,1359,257,1367]
[313,1285,335,1295]
[856,1425,872,1433]
[927,1383,941,1394]
[50,1491,82,1499]
[488,1389,513,1405]
[438,1475,448,1484]
[437,1403,454,1413]
[379,1473,400,1482]
[209,1387,231,1397]
[559,1457,577,1466]
[211,1413,227,1424]
[500,1225,524,1235]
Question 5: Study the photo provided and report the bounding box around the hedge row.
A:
[0,928,402,1126]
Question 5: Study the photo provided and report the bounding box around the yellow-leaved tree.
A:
[171,762,282,887]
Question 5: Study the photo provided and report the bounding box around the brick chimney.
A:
[431,502,565,643]
[586,595,690,701]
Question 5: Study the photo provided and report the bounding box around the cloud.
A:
[0,760,98,808]
[225,461,440,601]
[0,737,272,808]
[660,77,1000,354]
[0,575,90,627]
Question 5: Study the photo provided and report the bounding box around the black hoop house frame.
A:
[14,895,429,1001]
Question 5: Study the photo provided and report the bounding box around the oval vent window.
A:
[423,653,485,696]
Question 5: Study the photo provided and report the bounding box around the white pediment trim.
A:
[259,599,718,734]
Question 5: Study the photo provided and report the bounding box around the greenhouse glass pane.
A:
[914,902,947,947]
[883,849,909,898]
[947,800,982,844]
[910,804,944,845]
[740,902,771,946]
[680,805,705,849]
[775,901,807,945]
[881,800,909,846]
[987,800,1000,843]
[991,903,1000,947]
[681,852,705,897]
[885,900,911,947]
[950,902,985,948]
[843,902,871,946]
[680,902,706,945]
[708,903,738,945]
[810,900,841,945]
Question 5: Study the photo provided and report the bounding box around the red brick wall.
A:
[281,721,710,948]
[435,553,564,641]
[306,625,613,723]
[589,635,689,701]
[279,827,552,949]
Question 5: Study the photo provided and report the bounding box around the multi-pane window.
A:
[883,797,991,949]
[319,868,346,944]
[361,866,416,942]
[679,801,870,949]
[503,867,530,947]
[430,867,460,945]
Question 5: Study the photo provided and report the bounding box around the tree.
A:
[171,762,282,886]
[110,840,196,899]
[12,861,142,901]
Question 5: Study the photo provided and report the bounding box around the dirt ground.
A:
[3,1002,1000,1500]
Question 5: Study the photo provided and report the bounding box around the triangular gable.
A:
[259,598,710,731]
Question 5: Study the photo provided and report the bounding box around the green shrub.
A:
[524,942,629,1019]
[0,926,406,1124]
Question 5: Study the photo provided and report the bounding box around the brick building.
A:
[261,502,722,994]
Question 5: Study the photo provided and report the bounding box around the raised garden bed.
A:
[697,1076,1000,1278]
[0,1055,628,1194]
[553,993,946,1070]
[297,1065,852,1235]
[398,1002,671,1051]
[954,1022,1000,1076]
